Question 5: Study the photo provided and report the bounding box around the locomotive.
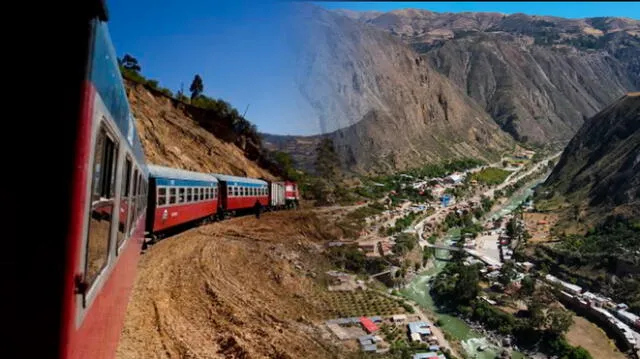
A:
[51,2,299,358]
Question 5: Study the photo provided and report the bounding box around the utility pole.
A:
[242,104,250,118]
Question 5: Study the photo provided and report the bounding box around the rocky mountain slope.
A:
[541,92,640,221]
[271,4,515,175]
[125,79,277,180]
[345,9,640,143]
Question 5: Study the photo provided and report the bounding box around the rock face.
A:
[348,9,640,143]
[269,4,515,175]
[543,93,640,220]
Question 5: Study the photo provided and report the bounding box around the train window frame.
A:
[178,187,185,203]
[158,187,167,206]
[187,187,192,202]
[169,187,176,204]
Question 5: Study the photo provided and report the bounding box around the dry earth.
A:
[116,211,347,359]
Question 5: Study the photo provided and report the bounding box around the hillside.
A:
[125,79,277,180]
[116,211,347,359]
[540,93,640,222]
[269,4,515,175]
[342,9,640,144]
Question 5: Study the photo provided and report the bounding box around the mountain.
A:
[341,9,640,144]
[270,4,515,175]
[541,92,640,221]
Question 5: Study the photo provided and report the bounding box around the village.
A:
[317,148,640,359]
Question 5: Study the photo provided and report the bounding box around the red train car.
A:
[212,174,269,216]
[146,165,219,237]
[56,2,150,358]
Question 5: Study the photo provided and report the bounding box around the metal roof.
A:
[210,173,267,185]
[148,164,218,183]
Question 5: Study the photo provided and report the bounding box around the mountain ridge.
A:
[334,8,640,143]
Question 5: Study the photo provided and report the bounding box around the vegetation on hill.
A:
[470,167,511,185]
[531,215,640,315]
[430,256,592,358]
[117,54,296,179]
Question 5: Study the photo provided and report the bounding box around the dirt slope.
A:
[126,80,276,180]
[116,211,346,359]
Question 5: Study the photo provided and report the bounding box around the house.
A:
[407,321,431,336]
[392,314,407,323]
[410,332,422,342]
[360,316,379,334]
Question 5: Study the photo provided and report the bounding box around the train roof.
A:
[211,173,267,185]
[148,164,218,183]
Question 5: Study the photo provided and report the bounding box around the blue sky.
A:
[107,1,639,136]
[107,0,317,135]
[317,2,640,19]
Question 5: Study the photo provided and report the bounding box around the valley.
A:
[111,3,639,359]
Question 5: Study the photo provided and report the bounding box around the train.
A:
[49,2,299,358]
[145,165,299,241]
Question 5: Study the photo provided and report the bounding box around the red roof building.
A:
[360,316,379,333]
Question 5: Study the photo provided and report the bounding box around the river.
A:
[400,172,551,359]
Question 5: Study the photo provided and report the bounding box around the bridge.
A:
[418,239,502,267]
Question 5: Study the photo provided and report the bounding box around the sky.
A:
[106,1,639,136]
[317,1,640,20]
[107,0,318,135]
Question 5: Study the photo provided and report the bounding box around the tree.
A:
[499,260,518,287]
[567,347,592,359]
[520,275,535,296]
[547,308,573,335]
[119,54,141,72]
[189,74,204,99]
[528,301,547,329]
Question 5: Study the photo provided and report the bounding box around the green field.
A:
[471,168,511,185]
[318,291,408,318]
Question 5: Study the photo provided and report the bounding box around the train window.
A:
[169,187,176,204]
[116,157,132,250]
[85,125,118,291]
[187,188,192,202]
[233,187,238,197]
[178,188,185,203]
[208,187,212,199]
[158,187,167,206]
[214,188,217,199]
[198,187,202,200]
[205,188,210,200]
